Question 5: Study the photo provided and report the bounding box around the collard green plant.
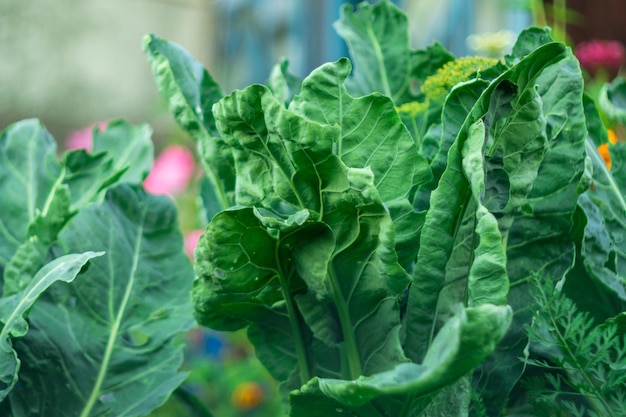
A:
[2,0,624,416]
[514,73,626,417]
[0,251,103,402]
[0,119,195,416]
[144,1,611,416]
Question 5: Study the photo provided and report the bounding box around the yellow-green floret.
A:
[421,56,499,103]
[395,101,430,118]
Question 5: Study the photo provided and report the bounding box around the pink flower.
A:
[575,40,625,76]
[65,121,108,152]
[143,145,195,195]
[184,229,204,259]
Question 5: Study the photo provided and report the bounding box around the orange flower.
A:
[598,142,611,169]
[598,129,618,170]
[231,381,264,410]
[608,128,618,144]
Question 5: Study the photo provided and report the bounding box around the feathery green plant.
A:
[525,277,626,417]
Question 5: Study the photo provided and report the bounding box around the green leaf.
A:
[144,34,223,140]
[481,43,587,415]
[505,27,553,65]
[574,99,626,302]
[1,120,154,297]
[144,34,235,217]
[62,149,126,209]
[92,120,154,185]
[195,80,415,389]
[399,41,585,415]
[192,208,291,332]
[0,251,103,402]
[404,57,552,362]
[197,136,236,215]
[525,276,626,417]
[334,0,453,104]
[8,185,195,417]
[289,58,431,203]
[334,0,411,101]
[213,84,341,211]
[413,79,490,212]
[3,182,71,296]
[0,120,61,280]
[267,59,302,106]
[599,77,626,125]
[290,304,511,414]
[192,207,334,393]
[193,171,409,388]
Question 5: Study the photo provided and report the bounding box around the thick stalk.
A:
[328,266,362,380]
[276,243,313,385]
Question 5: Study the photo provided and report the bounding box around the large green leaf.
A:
[193,209,337,392]
[91,120,154,187]
[0,252,103,402]
[479,45,587,415]
[0,120,61,282]
[289,58,431,203]
[213,84,333,211]
[334,0,453,104]
[267,59,302,106]
[398,40,585,415]
[290,304,511,416]
[573,96,626,305]
[7,185,195,417]
[46,121,153,213]
[413,79,490,212]
[193,174,408,391]
[194,78,417,396]
[1,120,155,297]
[143,34,223,140]
[505,27,554,65]
[2,182,71,297]
[288,58,430,273]
[144,34,235,214]
[62,150,126,210]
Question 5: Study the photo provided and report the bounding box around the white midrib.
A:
[366,26,391,98]
[80,213,145,417]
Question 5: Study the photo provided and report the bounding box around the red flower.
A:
[575,40,625,76]
[65,121,108,151]
[143,145,195,195]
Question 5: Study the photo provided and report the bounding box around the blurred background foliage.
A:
[2,0,626,416]
[0,0,531,145]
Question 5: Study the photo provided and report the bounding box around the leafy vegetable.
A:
[145,1,605,415]
[0,119,194,416]
[0,252,103,402]
[3,0,623,416]
[9,186,194,417]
